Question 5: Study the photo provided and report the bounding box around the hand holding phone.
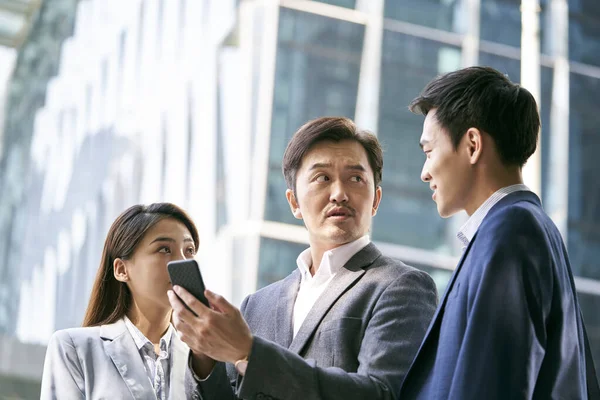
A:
[167,259,209,314]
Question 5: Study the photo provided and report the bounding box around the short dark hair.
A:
[409,66,540,166]
[82,202,199,327]
[282,117,383,193]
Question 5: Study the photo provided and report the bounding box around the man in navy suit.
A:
[399,66,600,399]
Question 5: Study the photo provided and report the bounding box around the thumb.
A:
[205,290,234,314]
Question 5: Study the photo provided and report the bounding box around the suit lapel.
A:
[287,243,380,355]
[168,332,189,399]
[100,320,156,399]
[436,236,474,316]
[404,191,543,391]
[425,190,538,324]
[275,271,301,348]
[428,190,537,318]
[403,231,477,390]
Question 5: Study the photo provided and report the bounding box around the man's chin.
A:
[320,228,361,244]
[438,205,459,219]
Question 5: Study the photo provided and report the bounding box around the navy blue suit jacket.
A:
[400,191,598,399]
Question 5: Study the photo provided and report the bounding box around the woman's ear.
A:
[113,258,129,282]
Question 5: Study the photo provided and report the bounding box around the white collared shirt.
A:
[457,184,531,249]
[292,235,370,337]
[124,316,174,400]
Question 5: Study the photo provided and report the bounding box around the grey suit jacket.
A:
[41,319,198,399]
[195,243,438,400]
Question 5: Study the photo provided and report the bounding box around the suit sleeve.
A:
[237,269,438,400]
[187,361,236,400]
[448,209,553,400]
[40,331,86,400]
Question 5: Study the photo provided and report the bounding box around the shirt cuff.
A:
[188,353,215,382]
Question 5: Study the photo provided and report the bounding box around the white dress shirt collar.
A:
[296,234,371,282]
[124,316,173,351]
[457,184,531,248]
[292,235,371,337]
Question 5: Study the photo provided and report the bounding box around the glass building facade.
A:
[1,0,599,394]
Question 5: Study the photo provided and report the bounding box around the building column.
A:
[461,0,480,67]
[354,0,384,132]
[547,0,570,240]
[521,0,542,196]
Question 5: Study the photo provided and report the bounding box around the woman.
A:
[41,203,201,399]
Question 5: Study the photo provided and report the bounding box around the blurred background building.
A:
[0,0,599,397]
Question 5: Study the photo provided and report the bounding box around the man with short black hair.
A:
[400,66,599,399]
[170,117,438,399]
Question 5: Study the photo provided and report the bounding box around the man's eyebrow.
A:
[308,162,333,170]
[345,164,366,172]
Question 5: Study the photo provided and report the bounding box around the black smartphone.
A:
[167,259,209,314]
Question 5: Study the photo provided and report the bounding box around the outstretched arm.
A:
[173,269,437,400]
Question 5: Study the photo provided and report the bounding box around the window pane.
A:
[316,0,356,9]
[375,30,461,254]
[384,0,467,34]
[568,72,600,280]
[576,291,600,383]
[265,8,365,224]
[569,0,600,67]
[480,0,521,47]
[481,0,550,52]
[258,237,307,289]
[539,67,553,206]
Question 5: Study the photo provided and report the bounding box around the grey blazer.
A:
[195,243,438,400]
[41,319,197,399]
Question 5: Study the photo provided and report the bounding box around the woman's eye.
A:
[158,246,171,254]
[315,175,329,182]
[186,247,196,255]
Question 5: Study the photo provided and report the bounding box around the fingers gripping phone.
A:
[167,259,209,315]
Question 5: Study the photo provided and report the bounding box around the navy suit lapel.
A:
[415,190,538,344]
[100,320,156,399]
[275,270,301,349]
[403,190,543,394]
[403,235,476,384]
[287,243,380,355]
[430,238,473,327]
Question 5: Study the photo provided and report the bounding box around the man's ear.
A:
[464,128,483,165]
[372,186,382,217]
[114,258,129,282]
[286,189,302,220]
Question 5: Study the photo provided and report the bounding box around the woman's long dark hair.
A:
[82,203,199,327]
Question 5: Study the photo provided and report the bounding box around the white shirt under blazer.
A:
[293,235,370,337]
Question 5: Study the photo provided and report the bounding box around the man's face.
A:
[287,140,382,250]
[420,109,473,217]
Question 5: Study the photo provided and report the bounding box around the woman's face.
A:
[115,217,196,311]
